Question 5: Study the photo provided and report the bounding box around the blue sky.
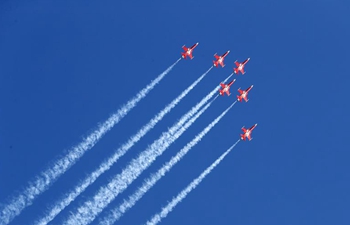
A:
[1,0,350,224]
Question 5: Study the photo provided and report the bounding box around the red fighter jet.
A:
[240,123,258,141]
[181,43,199,59]
[213,50,230,67]
[237,85,253,102]
[219,79,236,96]
[233,58,250,75]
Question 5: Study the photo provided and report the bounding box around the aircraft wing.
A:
[235,61,240,67]
[241,127,247,132]
[225,89,230,96]
[220,83,225,88]
[182,46,188,51]
[238,89,243,94]
[247,134,252,141]
[243,96,248,102]
[214,54,220,59]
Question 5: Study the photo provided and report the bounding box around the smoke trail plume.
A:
[62,96,217,225]
[146,139,241,225]
[34,66,211,225]
[100,101,237,225]
[0,59,181,225]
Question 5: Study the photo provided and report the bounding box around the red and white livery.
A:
[234,58,250,75]
[181,42,199,59]
[213,51,230,67]
[237,85,253,102]
[219,79,236,96]
[240,123,258,141]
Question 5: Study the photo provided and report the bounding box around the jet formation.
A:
[181,43,257,141]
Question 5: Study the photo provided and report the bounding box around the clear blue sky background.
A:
[1,0,350,224]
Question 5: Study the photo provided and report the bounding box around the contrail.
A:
[33,66,212,225]
[62,100,215,225]
[0,59,181,225]
[62,71,233,225]
[99,101,237,225]
[62,81,223,225]
[146,139,241,225]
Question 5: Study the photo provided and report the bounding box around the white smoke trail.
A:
[62,71,233,225]
[99,101,237,225]
[0,59,181,225]
[146,139,241,225]
[62,84,221,225]
[33,66,212,225]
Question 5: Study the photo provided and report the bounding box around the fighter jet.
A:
[234,58,250,75]
[181,43,199,59]
[237,85,253,102]
[219,79,236,96]
[240,123,258,141]
[213,51,230,67]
